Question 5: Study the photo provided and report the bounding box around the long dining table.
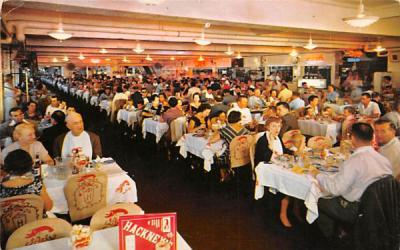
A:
[43,158,138,214]
[15,226,192,250]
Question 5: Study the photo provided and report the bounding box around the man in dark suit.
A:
[276,102,299,138]
[53,112,102,159]
[40,110,69,157]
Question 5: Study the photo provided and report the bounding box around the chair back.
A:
[64,171,108,222]
[0,194,44,236]
[170,116,187,142]
[111,99,127,122]
[307,136,332,150]
[230,135,252,168]
[354,175,400,250]
[90,203,144,231]
[282,130,305,152]
[6,218,72,250]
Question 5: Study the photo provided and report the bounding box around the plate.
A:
[315,164,339,173]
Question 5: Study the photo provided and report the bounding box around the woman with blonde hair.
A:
[2,123,54,165]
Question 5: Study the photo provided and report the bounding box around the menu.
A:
[118,213,177,250]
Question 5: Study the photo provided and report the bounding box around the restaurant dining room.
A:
[1,0,400,249]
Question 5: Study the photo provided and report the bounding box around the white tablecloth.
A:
[76,89,84,98]
[142,118,169,143]
[176,134,225,172]
[15,226,191,250]
[44,161,138,214]
[298,119,341,144]
[254,162,326,224]
[117,109,141,127]
[82,91,90,103]
[90,96,98,106]
[99,100,111,115]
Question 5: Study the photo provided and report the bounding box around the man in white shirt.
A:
[358,92,381,118]
[45,96,65,116]
[312,122,392,238]
[374,119,400,180]
[53,112,102,159]
[229,96,252,125]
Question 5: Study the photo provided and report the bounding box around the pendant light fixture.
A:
[170,56,175,61]
[48,22,72,41]
[194,23,211,46]
[343,0,379,28]
[99,48,108,54]
[303,35,317,50]
[78,53,85,60]
[62,56,69,62]
[122,56,129,63]
[198,55,205,61]
[289,48,298,57]
[133,42,145,53]
[235,52,242,59]
[145,54,153,61]
[225,45,234,56]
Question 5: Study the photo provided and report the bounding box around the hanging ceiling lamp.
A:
[303,35,317,50]
[52,57,58,63]
[105,58,111,61]
[289,48,298,57]
[145,54,153,61]
[122,56,129,63]
[48,22,72,41]
[99,48,108,54]
[235,52,242,59]
[133,42,145,53]
[198,55,205,61]
[62,56,69,62]
[343,0,379,28]
[78,53,85,60]
[170,56,175,61]
[91,58,100,64]
[374,44,386,52]
[225,45,234,56]
[194,23,211,46]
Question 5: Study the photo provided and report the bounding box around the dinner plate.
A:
[315,164,339,172]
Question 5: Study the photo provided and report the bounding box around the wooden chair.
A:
[282,130,306,153]
[307,136,332,151]
[0,194,44,236]
[64,171,108,222]
[6,218,72,250]
[230,135,252,169]
[110,99,127,122]
[90,203,144,231]
[170,116,187,143]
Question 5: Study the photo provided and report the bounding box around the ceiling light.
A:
[170,56,175,61]
[198,55,205,61]
[105,58,111,61]
[374,44,386,52]
[62,56,69,62]
[145,54,153,61]
[133,42,145,53]
[194,31,211,46]
[225,45,234,56]
[177,51,185,55]
[235,52,242,59]
[52,57,58,63]
[289,48,298,57]
[78,53,85,60]
[48,22,72,41]
[122,56,129,63]
[99,48,108,54]
[343,0,379,28]
[91,58,100,64]
[303,35,317,50]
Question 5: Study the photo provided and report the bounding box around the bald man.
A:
[53,112,102,159]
